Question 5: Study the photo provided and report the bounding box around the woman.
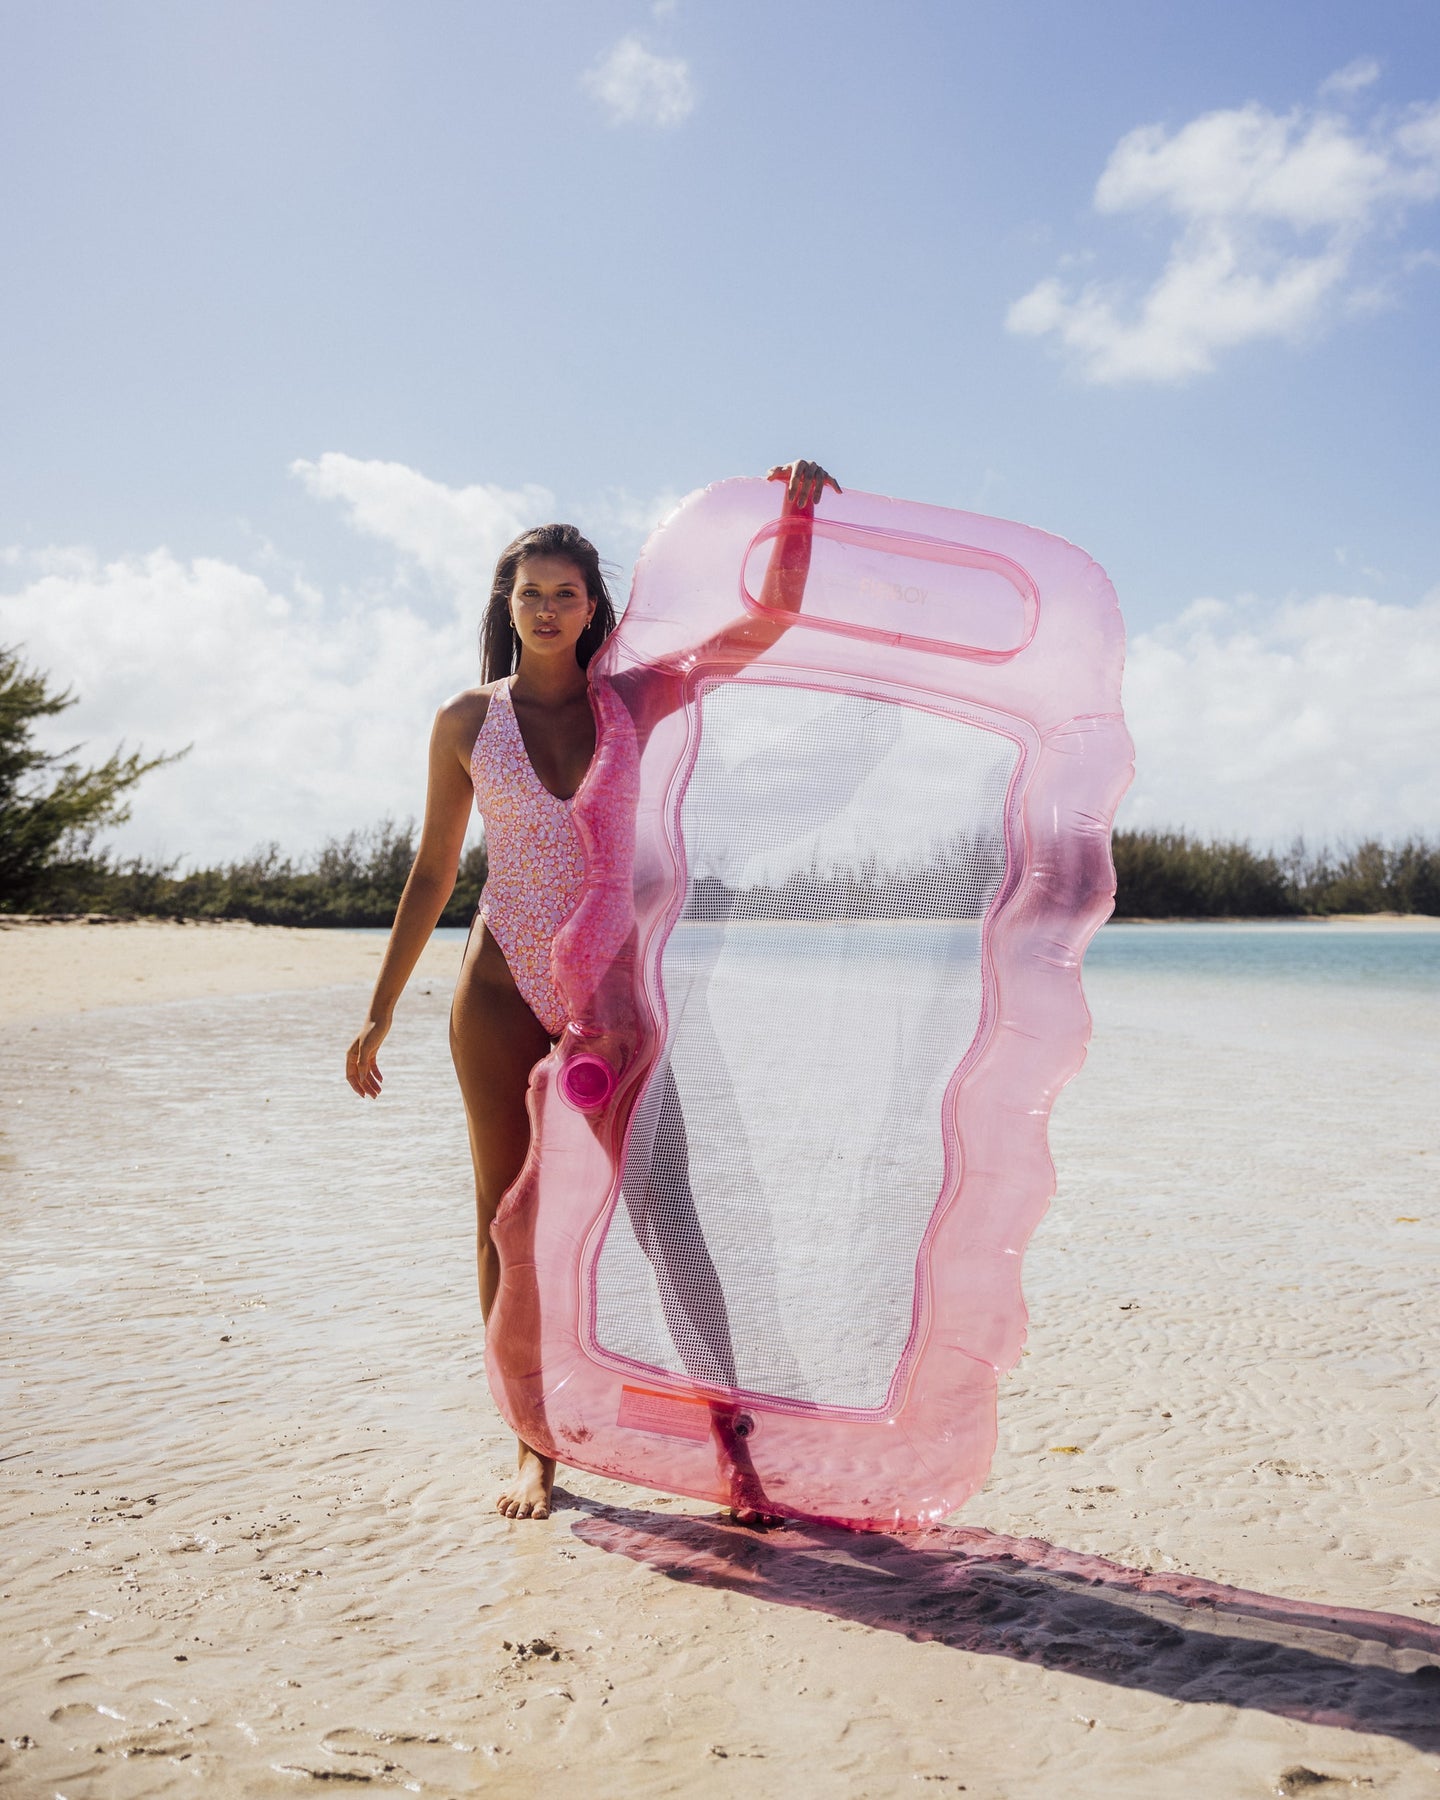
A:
[346,458,840,1521]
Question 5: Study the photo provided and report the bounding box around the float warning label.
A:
[616,1386,711,1441]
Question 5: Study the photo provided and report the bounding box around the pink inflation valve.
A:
[558,1052,617,1113]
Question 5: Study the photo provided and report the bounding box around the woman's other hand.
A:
[766,459,841,510]
[346,1014,391,1098]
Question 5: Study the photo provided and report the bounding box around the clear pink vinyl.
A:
[488,479,1133,1529]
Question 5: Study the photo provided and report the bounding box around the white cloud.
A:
[8,457,1433,866]
[583,35,695,128]
[1008,86,1440,382]
[1,545,463,867]
[294,455,681,603]
[580,485,686,550]
[0,462,687,866]
[1319,57,1382,100]
[291,453,552,598]
[1121,589,1440,842]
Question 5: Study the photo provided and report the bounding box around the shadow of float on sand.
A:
[564,1499,1440,1752]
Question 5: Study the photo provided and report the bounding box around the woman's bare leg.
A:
[623,1065,778,1525]
[450,920,557,1519]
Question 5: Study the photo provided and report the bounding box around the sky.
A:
[2,0,1438,864]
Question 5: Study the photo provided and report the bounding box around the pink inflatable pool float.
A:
[488,479,1133,1530]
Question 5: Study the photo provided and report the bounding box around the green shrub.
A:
[1113,831,1440,918]
[1282,837,1440,917]
[1112,830,1295,918]
[0,646,183,905]
[12,819,1437,927]
[18,820,488,927]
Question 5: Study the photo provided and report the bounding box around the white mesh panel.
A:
[592,683,1019,1410]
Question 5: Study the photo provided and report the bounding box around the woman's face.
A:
[509,555,596,662]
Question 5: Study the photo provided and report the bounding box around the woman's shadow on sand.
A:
[560,1495,1440,1752]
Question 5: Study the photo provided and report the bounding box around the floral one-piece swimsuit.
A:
[469,678,586,1039]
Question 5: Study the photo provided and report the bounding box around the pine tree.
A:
[0,646,185,907]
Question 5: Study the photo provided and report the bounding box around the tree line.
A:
[2,646,1435,923]
[1109,829,1439,919]
[684,832,1440,922]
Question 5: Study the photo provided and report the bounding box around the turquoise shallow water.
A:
[434,919,1440,991]
[1085,922,1440,990]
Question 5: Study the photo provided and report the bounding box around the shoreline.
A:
[4,913,1436,1027]
[1108,910,1440,928]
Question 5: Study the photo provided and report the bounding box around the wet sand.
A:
[2,920,1438,1798]
[0,917,460,1023]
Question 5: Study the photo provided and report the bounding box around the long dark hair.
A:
[479,522,617,683]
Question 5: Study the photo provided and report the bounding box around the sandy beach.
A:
[2,918,1438,1798]
[0,918,463,1025]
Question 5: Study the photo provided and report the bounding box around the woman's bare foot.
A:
[727,1500,784,1529]
[497,1441,555,1520]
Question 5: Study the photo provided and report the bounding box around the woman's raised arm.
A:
[748,457,838,633]
[622,459,841,740]
[706,458,841,661]
[345,694,482,1098]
